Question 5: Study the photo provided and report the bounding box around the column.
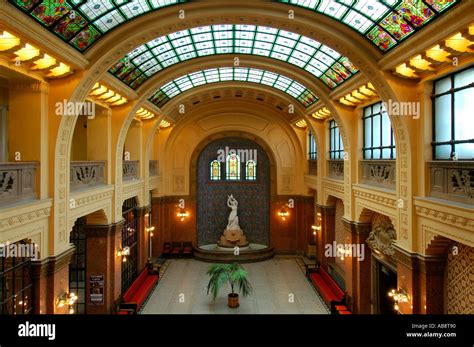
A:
[84,221,123,314]
[315,204,335,270]
[342,219,371,313]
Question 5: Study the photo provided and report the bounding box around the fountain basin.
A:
[193,243,274,263]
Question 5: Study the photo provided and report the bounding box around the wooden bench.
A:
[308,265,346,313]
[117,266,159,314]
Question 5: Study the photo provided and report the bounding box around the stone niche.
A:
[196,137,270,246]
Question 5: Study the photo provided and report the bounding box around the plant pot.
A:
[228,293,239,308]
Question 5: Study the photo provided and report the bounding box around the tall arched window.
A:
[210,160,221,180]
[246,160,257,180]
[226,153,240,180]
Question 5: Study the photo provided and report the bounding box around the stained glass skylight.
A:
[109,24,359,90]
[277,0,459,52]
[148,67,319,108]
[8,0,186,51]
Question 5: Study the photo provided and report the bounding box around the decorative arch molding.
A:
[51,4,413,256]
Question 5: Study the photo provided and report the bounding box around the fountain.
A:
[194,194,274,263]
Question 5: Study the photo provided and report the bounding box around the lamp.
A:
[278,205,289,221]
[146,226,155,237]
[177,209,189,221]
[388,288,410,312]
[117,246,130,262]
[56,292,78,314]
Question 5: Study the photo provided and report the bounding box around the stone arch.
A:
[52,4,412,253]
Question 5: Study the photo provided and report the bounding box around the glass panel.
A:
[434,145,451,159]
[456,143,474,160]
[434,95,452,142]
[226,154,241,180]
[246,160,257,180]
[149,67,318,108]
[454,88,474,141]
[364,117,372,148]
[382,112,391,147]
[210,160,221,181]
[109,24,357,89]
[372,114,381,147]
[454,68,474,89]
[372,149,381,159]
[435,76,451,95]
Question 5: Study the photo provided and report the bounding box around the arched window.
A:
[226,154,240,180]
[246,160,257,180]
[210,160,221,181]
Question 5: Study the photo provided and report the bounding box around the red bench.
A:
[118,267,159,314]
[309,266,346,313]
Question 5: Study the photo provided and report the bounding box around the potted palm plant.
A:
[206,263,252,308]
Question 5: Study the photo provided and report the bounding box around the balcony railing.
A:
[360,160,396,189]
[70,161,106,191]
[0,162,37,206]
[123,160,139,181]
[429,161,474,204]
[149,160,158,176]
[328,160,344,180]
[308,160,317,176]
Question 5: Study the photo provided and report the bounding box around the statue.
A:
[217,194,249,247]
[226,194,240,230]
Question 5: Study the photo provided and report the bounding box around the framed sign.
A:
[90,275,104,304]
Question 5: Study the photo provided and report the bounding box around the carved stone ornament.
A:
[366,217,397,256]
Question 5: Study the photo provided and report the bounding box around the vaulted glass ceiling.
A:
[9,0,458,53]
[108,24,359,90]
[277,0,459,51]
[9,0,186,51]
[149,67,319,108]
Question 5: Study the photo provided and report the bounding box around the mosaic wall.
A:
[446,243,474,314]
[196,138,270,246]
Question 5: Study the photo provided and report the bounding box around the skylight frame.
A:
[148,67,319,108]
[108,24,359,90]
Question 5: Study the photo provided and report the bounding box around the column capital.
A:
[315,203,335,216]
[393,244,447,275]
[341,218,372,235]
[10,80,49,94]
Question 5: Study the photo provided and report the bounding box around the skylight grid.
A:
[10,0,458,53]
[148,67,319,108]
[276,0,459,51]
[9,0,186,51]
[109,25,359,90]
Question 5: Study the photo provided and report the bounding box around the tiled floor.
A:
[141,258,329,314]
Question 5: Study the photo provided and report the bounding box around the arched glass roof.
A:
[9,0,458,52]
[277,0,459,51]
[108,24,359,90]
[148,67,319,108]
[9,0,186,51]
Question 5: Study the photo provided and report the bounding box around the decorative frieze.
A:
[360,160,396,189]
[328,160,344,180]
[0,162,37,205]
[429,161,474,204]
[70,161,105,191]
[123,160,139,180]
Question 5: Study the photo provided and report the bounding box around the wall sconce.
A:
[146,226,155,237]
[312,212,322,235]
[117,246,130,262]
[177,209,189,221]
[388,288,410,312]
[278,206,289,221]
[56,292,77,314]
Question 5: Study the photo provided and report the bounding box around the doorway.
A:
[375,259,397,314]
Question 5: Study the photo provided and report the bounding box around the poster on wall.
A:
[90,275,104,305]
